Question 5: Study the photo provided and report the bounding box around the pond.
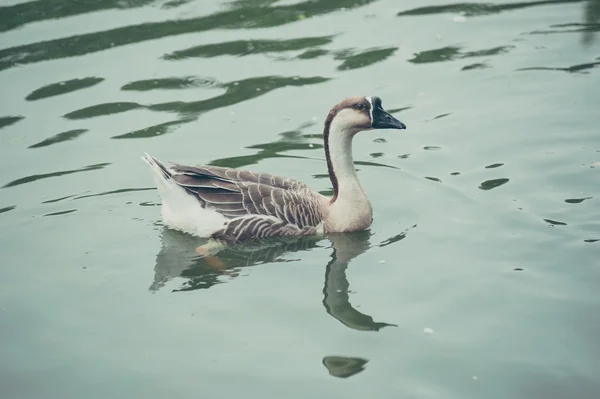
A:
[0,0,599,398]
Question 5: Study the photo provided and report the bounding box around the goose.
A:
[142,95,406,244]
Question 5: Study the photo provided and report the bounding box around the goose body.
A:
[142,96,406,244]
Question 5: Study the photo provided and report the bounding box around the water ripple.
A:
[41,195,77,204]
[110,74,328,139]
[397,0,584,18]
[296,48,329,59]
[162,0,194,8]
[0,0,375,71]
[25,77,104,101]
[121,76,218,91]
[44,209,77,217]
[425,176,442,183]
[485,163,504,169]
[354,160,399,169]
[543,218,568,226]
[335,47,397,70]
[528,22,600,37]
[517,60,600,73]
[386,106,413,114]
[113,75,329,139]
[397,0,597,46]
[0,115,24,130]
[0,205,16,214]
[2,163,110,188]
[462,62,490,71]
[428,113,451,121]
[208,123,319,169]
[63,102,143,120]
[73,187,155,200]
[0,0,160,33]
[478,178,510,190]
[150,75,328,116]
[163,36,335,60]
[29,129,88,149]
[409,45,514,64]
[112,117,196,139]
[565,197,593,203]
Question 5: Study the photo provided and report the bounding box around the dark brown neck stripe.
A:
[323,107,340,203]
[322,97,371,203]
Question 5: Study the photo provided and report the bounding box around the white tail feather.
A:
[142,153,227,237]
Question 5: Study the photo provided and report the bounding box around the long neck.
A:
[324,116,362,203]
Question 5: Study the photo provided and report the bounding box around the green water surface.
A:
[1,0,599,398]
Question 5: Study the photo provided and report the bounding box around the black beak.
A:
[370,97,406,130]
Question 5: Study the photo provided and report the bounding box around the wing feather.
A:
[211,215,319,244]
[165,162,324,229]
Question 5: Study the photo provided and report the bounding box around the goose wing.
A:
[173,164,312,191]
[168,163,325,229]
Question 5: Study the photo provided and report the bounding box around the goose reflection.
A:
[322,231,397,331]
[151,227,410,331]
[322,356,369,379]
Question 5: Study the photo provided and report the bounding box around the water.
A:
[1,0,599,397]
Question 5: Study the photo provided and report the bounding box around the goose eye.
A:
[356,103,365,110]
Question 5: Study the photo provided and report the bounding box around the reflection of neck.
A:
[324,114,362,203]
[322,232,396,331]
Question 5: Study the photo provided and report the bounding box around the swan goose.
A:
[142,96,406,244]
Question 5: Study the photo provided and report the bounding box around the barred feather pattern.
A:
[211,215,320,243]
[153,159,326,243]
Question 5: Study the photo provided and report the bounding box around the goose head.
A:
[322,95,407,206]
[325,96,406,136]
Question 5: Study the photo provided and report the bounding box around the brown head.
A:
[323,96,407,203]
[324,95,406,136]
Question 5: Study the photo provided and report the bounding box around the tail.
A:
[141,152,182,201]
[141,152,183,210]
[141,152,172,182]
[141,153,228,237]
